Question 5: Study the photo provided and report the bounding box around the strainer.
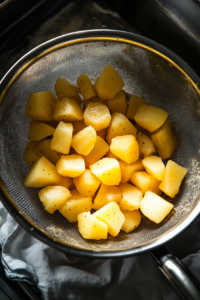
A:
[1,30,200,299]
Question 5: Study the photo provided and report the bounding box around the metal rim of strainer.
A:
[0,29,200,258]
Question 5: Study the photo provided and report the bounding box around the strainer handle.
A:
[150,246,200,300]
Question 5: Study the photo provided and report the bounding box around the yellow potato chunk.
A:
[72,120,86,135]
[119,159,145,184]
[58,189,92,222]
[90,158,121,185]
[53,98,83,122]
[134,104,168,132]
[106,150,120,160]
[73,169,101,197]
[97,128,107,140]
[25,91,57,121]
[131,171,161,195]
[54,77,79,100]
[126,96,147,120]
[121,210,142,233]
[24,156,62,188]
[77,73,96,100]
[142,156,165,181]
[82,96,105,108]
[137,132,157,158]
[151,119,178,159]
[28,122,55,141]
[71,126,97,156]
[106,113,137,144]
[83,136,109,167]
[84,102,111,131]
[71,94,83,106]
[56,154,85,177]
[94,65,124,100]
[159,160,187,198]
[107,90,127,115]
[119,183,143,211]
[23,141,43,167]
[93,202,125,237]
[140,191,174,223]
[93,184,122,210]
[53,176,73,189]
[50,122,73,154]
[37,140,61,165]
[78,212,108,240]
[110,135,139,164]
[38,186,71,214]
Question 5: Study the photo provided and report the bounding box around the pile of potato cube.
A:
[24,65,187,240]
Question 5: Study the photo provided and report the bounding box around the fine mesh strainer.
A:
[1,30,200,299]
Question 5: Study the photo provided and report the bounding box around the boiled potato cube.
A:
[71,94,83,106]
[119,159,145,183]
[54,77,79,100]
[77,73,96,100]
[131,171,161,195]
[24,156,62,188]
[53,98,83,122]
[90,158,121,185]
[84,102,111,131]
[25,91,57,121]
[73,169,101,197]
[23,141,43,167]
[58,189,92,222]
[56,154,85,177]
[93,202,125,237]
[106,113,137,144]
[83,136,109,167]
[38,186,71,214]
[29,121,55,141]
[126,96,147,120]
[53,176,73,189]
[140,191,174,223]
[71,126,97,156]
[159,160,187,198]
[107,90,127,115]
[97,128,107,139]
[134,104,168,132]
[95,65,124,100]
[93,184,122,210]
[106,150,119,160]
[72,120,86,135]
[82,96,105,108]
[78,212,108,240]
[50,122,73,154]
[121,210,142,233]
[151,119,178,159]
[142,156,165,181]
[110,135,139,164]
[37,139,61,165]
[137,132,157,157]
[119,183,143,211]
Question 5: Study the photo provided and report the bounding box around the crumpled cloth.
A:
[1,201,200,300]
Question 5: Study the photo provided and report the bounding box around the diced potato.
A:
[77,73,96,100]
[54,77,79,100]
[84,102,111,131]
[90,158,121,185]
[73,169,101,197]
[37,140,61,165]
[97,128,107,140]
[28,121,55,141]
[56,154,85,177]
[137,132,157,157]
[159,160,187,198]
[82,96,105,108]
[71,94,83,106]
[78,212,108,240]
[72,120,86,135]
[106,150,120,160]
[130,171,161,195]
[71,126,97,156]
[107,90,127,115]
[142,156,165,181]
[38,186,71,214]
[24,156,62,188]
[83,136,109,167]
[23,141,43,167]
[134,104,168,132]
[121,210,142,233]
[119,183,143,211]
[50,122,73,154]
[106,113,137,144]
[140,191,174,223]
[53,98,83,122]
[126,96,147,120]
[93,184,122,210]
[151,119,178,159]
[94,65,124,100]
[54,176,73,189]
[25,91,57,121]
[58,189,92,222]
[93,202,125,237]
[119,159,145,184]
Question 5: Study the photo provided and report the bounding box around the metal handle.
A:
[150,246,200,300]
